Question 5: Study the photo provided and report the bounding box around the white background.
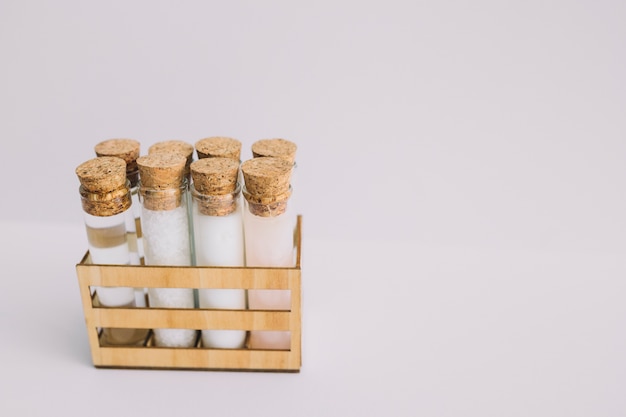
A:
[1,1,625,416]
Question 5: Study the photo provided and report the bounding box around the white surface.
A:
[1,0,625,415]
[1,221,625,416]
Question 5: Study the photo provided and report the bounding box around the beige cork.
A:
[195,137,242,161]
[94,139,140,171]
[191,158,240,195]
[251,138,297,164]
[76,157,131,216]
[137,153,187,211]
[149,140,194,178]
[76,157,127,193]
[241,157,292,216]
[94,139,141,186]
[190,158,240,216]
[137,153,186,189]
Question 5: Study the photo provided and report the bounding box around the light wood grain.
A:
[76,215,303,372]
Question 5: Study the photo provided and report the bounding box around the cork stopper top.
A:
[241,157,293,204]
[75,157,127,193]
[251,138,297,164]
[94,139,140,171]
[137,153,187,189]
[191,157,239,195]
[149,140,194,162]
[195,137,242,161]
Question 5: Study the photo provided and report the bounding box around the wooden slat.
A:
[77,264,299,290]
[93,346,299,371]
[90,308,292,331]
[289,260,302,369]
[78,265,104,365]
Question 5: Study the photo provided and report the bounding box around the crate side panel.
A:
[288,269,302,369]
[76,264,104,365]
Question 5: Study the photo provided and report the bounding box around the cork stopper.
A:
[75,157,131,216]
[148,140,194,161]
[148,140,194,177]
[137,153,186,189]
[251,138,297,164]
[94,139,140,171]
[195,137,242,161]
[241,157,293,216]
[190,158,240,216]
[137,153,187,211]
[191,158,240,195]
[94,139,141,186]
[76,157,127,193]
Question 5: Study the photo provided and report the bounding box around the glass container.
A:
[138,153,197,348]
[76,156,148,346]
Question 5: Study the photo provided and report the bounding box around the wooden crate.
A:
[75,216,302,372]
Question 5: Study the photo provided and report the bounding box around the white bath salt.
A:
[190,157,247,349]
[149,286,196,348]
[201,329,246,349]
[137,152,197,347]
[142,205,196,347]
[96,285,136,307]
[142,206,192,266]
[193,208,245,267]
